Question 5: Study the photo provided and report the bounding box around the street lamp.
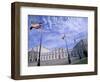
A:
[30,22,42,66]
[62,34,71,64]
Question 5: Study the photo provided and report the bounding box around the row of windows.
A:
[28,53,68,63]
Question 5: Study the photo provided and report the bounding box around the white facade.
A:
[28,47,68,63]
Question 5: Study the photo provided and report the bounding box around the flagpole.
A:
[30,22,43,66]
[37,28,42,66]
[63,34,71,64]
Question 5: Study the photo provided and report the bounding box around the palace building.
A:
[28,39,87,66]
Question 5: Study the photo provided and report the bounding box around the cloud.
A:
[28,15,88,49]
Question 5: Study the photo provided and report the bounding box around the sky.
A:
[28,15,88,50]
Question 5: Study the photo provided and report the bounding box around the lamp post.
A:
[62,34,71,64]
[30,23,42,66]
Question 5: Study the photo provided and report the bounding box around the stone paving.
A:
[28,57,87,66]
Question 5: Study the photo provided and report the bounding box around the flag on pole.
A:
[62,34,66,39]
[30,23,42,30]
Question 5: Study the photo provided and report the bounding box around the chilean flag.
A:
[30,23,42,30]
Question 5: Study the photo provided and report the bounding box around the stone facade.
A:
[71,39,88,63]
[28,48,69,66]
[28,39,88,66]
